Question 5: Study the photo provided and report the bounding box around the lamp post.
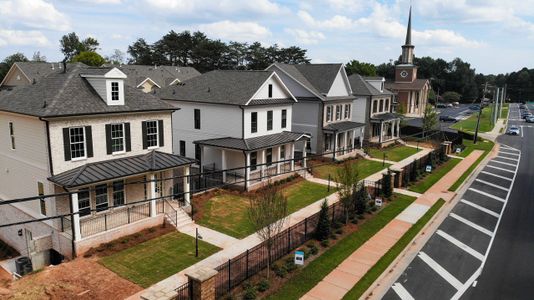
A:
[195,228,203,257]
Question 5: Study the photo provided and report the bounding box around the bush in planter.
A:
[272,263,288,278]
[354,184,368,215]
[315,199,331,241]
[382,171,393,199]
[256,279,270,292]
[320,239,330,247]
[307,244,319,255]
[285,258,298,272]
[243,285,257,300]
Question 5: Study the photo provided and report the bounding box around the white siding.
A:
[268,66,317,98]
[243,105,292,139]
[168,101,242,158]
[48,112,173,174]
[327,69,351,97]
[251,76,292,100]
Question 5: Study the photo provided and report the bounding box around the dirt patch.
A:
[0,258,141,300]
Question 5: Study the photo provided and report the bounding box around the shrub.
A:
[382,171,393,198]
[120,238,130,244]
[272,263,288,278]
[148,227,156,233]
[315,199,331,241]
[370,206,378,212]
[284,258,297,272]
[320,239,330,247]
[331,221,342,230]
[357,214,365,220]
[335,228,343,235]
[243,285,257,300]
[308,244,318,255]
[256,279,270,292]
[355,184,368,215]
[330,233,338,240]
[351,218,358,224]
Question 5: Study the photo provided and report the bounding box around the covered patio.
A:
[323,121,365,160]
[194,131,310,190]
[369,113,401,145]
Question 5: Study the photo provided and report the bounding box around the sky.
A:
[1,0,534,75]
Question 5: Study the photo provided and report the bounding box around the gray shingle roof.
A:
[385,79,429,91]
[158,70,290,106]
[194,131,309,151]
[115,65,200,88]
[48,151,195,188]
[0,63,175,117]
[371,113,401,121]
[1,62,80,86]
[323,121,366,132]
[248,98,295,106]
[270,63,343,97]
[348,74,393,96]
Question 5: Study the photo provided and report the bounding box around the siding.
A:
[86,78,107,101]
[251,76,292,100]
[352,96,368,124]
[327,69,351,97]
[243,105,292,139]
[1,67,30,87]
[268,66,317,98]
[292,100,321,153]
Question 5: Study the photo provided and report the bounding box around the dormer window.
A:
[111,82,120,101]
[80,68,127,106]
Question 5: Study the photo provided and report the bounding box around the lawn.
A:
[501,103,509,119]
[99,231,220,288]
[368,146,420,162]
[449,139,495,192]
[342,199,446,299]
[311,159,390,181]
[408,158,462,194]
[451,107,494,133]
[196,180,335,239]
[266,193,416,300]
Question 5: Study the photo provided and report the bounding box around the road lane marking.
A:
[498,151,520,156]
[418,252,464,290]
[392,283,415,300]
[468,188,506,203]
[490,160,517,167]
[496,155,519,162]
[480,171,513,181]
[499,144,520,152]
[449,213,493,236]
[485,165,515,173]
[475,179,510,191]
[521,126,524,137]
[436,230,485,261]
[460,199,500,218]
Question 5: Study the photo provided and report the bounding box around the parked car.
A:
[453,102,460,107]
[446,103,453,108]
[521,112,532,119]
[469,105,480,110]
[439,115,457,122]
[526,116,534,123]
[436,103,447,108]
[507,126,520,135]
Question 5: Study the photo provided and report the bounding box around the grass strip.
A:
[368,146,421,162]
[342,198,446,299]
[449,141,495,192]
[266,194,416,300]
[408,158,461,194]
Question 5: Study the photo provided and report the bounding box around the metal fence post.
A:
[127,206,131,224]
[287,228,291,253]
[60,216,64,232]
[228,259,231,293]
[304,217,308,240]
[332,202,335,222]
[245,249,249,279]
[104,214,108,231]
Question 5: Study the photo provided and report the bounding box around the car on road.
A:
[507,126,520,135]
[469,105,480,110]
[436,103,447,108]
[521,112,532,119]
[526,116,534,123]
[453,102,460,107]
[439,115,457,122]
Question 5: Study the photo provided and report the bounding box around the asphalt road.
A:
[382,103,531,300]
[406,104,473,132]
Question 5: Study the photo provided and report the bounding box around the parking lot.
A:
[383,145,521,300]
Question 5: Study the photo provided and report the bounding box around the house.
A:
[116,65,201,93]
[266,63,365,160]
[158,70,309,191]
[0,62,73,89]
[385,6,430,117]
[349,74,401,146]
[0,63,194,265]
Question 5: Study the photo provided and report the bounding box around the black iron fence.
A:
[79,202,151,238]
[174,281,191,300]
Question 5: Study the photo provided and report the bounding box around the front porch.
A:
[370,113,401,146]
[323,121,365,160]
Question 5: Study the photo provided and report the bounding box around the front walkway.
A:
[301,150,484,300]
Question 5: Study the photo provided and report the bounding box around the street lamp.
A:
[195,228,203,257]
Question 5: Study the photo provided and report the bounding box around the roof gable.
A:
[326,66,352,97]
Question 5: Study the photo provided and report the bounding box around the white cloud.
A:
[298,10,354,29]
[285,28,325,45]
[327,0,367,12]
[197,21,271,42]
[143,0,288,18]
[0,0,70,31]
[0,29,48,47]
[414,29,482,48]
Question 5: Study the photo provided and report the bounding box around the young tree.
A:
[345,60,377,76]
[127,38,154,65]
[315,199,331,241]
[107,49,125,65]
[382,170,393,199]
[32,51,47,62]
[354,183,369,215]
[422,104,438,137]
[336,163,359,224]
[248,184,288,278]
[60,32,100,62]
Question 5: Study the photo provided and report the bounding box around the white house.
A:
[266,63,365,160]
[158,70,309,191]
[0,63,194,265]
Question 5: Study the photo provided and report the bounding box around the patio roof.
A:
[323,121,366,132]
[49,151,195,188]
[371,113,401,122]
[194,131,309,151]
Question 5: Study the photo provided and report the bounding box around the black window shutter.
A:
[125,123,131,152]
[105,124,112,154]
[63,128,71,161]
[158,120,164,147]
[142,121,148,149]
[85,126,93,158]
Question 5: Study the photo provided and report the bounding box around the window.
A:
[267,110,273,131]
[372,100,378,113]
[111,82,119,101]
[179,140,186,156]
[266,148,273,166]
[195,144,201,161]
[268,84,273,98]
[146,120,159,148]
[335,105,342,120]
[385,99,390,112]
[280,145,285,160]
[381,82,384,92]
[379,99,384,112]
[281,109,287,128]
[251,112,258,133]
[38,182,46,216]
[8,122,15,150]
[95,185,108,212]
[250,152,257,171]
[78,189,91,217]
[69,127,86,159]
[194,109,201,129]
[344,104,351,119]
[326,106,332,122]
[113,180,125,206]
[111,123,125,153]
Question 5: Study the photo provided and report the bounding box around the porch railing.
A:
[79,202,151,238]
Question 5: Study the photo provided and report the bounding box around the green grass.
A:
[449,140,495,192]
[456,138,495,158]
[368,146,421,162]
[100,231,220,288]
[343,198,445,299]
[500,104,509,119]
[312,159,390,181]
[408,158,462,193]
[451,107,494,133]
[197,181,334,239]
[266,194,417,300]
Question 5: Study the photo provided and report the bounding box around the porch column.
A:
[290,143,295,171]
[360,128,364,148]
[397,120,400,137]
[149,173,157,217]
[183,166,190,206]
[245,152,250,191]
[379,122,384,143]
[390,121,394,139]
[261,149,266,180]
[70,192,81,241]
[302,141,308,168]
[221,149,227,183]
[276,146,282,174]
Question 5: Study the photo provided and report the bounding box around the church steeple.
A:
[400,6,414,65]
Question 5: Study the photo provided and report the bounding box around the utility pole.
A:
[473,82,487,144]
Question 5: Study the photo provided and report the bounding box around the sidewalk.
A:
[301,150,483,300]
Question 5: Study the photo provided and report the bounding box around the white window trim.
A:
[95,184,110,213]
[111,81,120,101]
[111,123,126,155]
[326,106,333,122]
[70,126,87,161]
[8,121,15,150]
[146,120,160,149]
[78,189,92,218]
[112,180,126,207]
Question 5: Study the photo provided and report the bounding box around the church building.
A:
[386,7,430,117]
